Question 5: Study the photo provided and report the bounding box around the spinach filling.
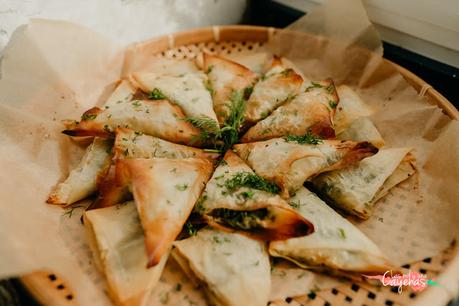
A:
[209,208,271,230]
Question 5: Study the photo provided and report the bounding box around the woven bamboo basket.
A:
[20,25,459,306]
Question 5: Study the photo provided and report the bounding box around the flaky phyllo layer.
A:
[50,53,415,306]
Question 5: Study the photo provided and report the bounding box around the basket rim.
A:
[125,24,458,120]
[23,24,459,306]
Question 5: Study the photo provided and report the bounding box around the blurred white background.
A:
[0,0,247,50]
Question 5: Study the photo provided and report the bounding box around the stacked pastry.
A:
[48,52,415,306]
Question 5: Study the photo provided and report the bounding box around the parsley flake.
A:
[149,88,167,100]
[284,130,322,145]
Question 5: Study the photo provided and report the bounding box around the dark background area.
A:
[1,1,457,305]
[245,0,459,106]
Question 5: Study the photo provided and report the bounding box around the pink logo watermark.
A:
[363,271,440,293]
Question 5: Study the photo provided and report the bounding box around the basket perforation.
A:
[151,33,457,306]
[21,25,458,306]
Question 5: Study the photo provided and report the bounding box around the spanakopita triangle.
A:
[243,56,303,125]
[47,137,111,205]
[242,78,337,142]
[269,187,395,275]
[203,53,258,125]
[195,150,314,240]
[312,148,416,219]
[131,71,219,126]
[234,138,378,198]
[63,99,201,146]
[334,85,384,148]
[92,128,218,210]
[173,228,271,306]
[84,201,169,306]
[115,157,213,267]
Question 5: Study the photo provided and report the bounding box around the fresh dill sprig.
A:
[284,130,322,145]
[224,171,280,194]
[185,88,248,153]
[184,116,220,134]
[184,115,220,145]
[220,89,246,152]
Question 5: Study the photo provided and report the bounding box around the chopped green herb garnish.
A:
[212,236,222,244]
[204,80,214,95]
[175,184,188,191]
[244,86,253,99]
[224,172,280,194]
[284,130,322,145]
[260,128,272,135]
[159,291,169,304]
[185,221,197,236]
[280,69,291,77]
[193,194,207,213]
[81,113,97,121]
[206,65,214,74]
[305,81,324,92]
[175,283,182,292]
[329,100,338,109]
[149,88,167,100]
[338,228,346,239]
[326,84,335,94]
[289,201,301,209]
[239,190,254,199]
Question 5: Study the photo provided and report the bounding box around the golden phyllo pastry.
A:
[84,201,169,306]
[241,78,337,142]
[47,137,111,205]
[243,57,303,126]
[312,148,416,219]
[130,71,219,126]
[270,187,394,275]
[63,99,201,146]
[115,157,213,266]
[203,53,258,124]
[334,85,384,148]
[234,138,378,198]
[173,228,271,306]
[195,150,314,240]
[92,128,218,210]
